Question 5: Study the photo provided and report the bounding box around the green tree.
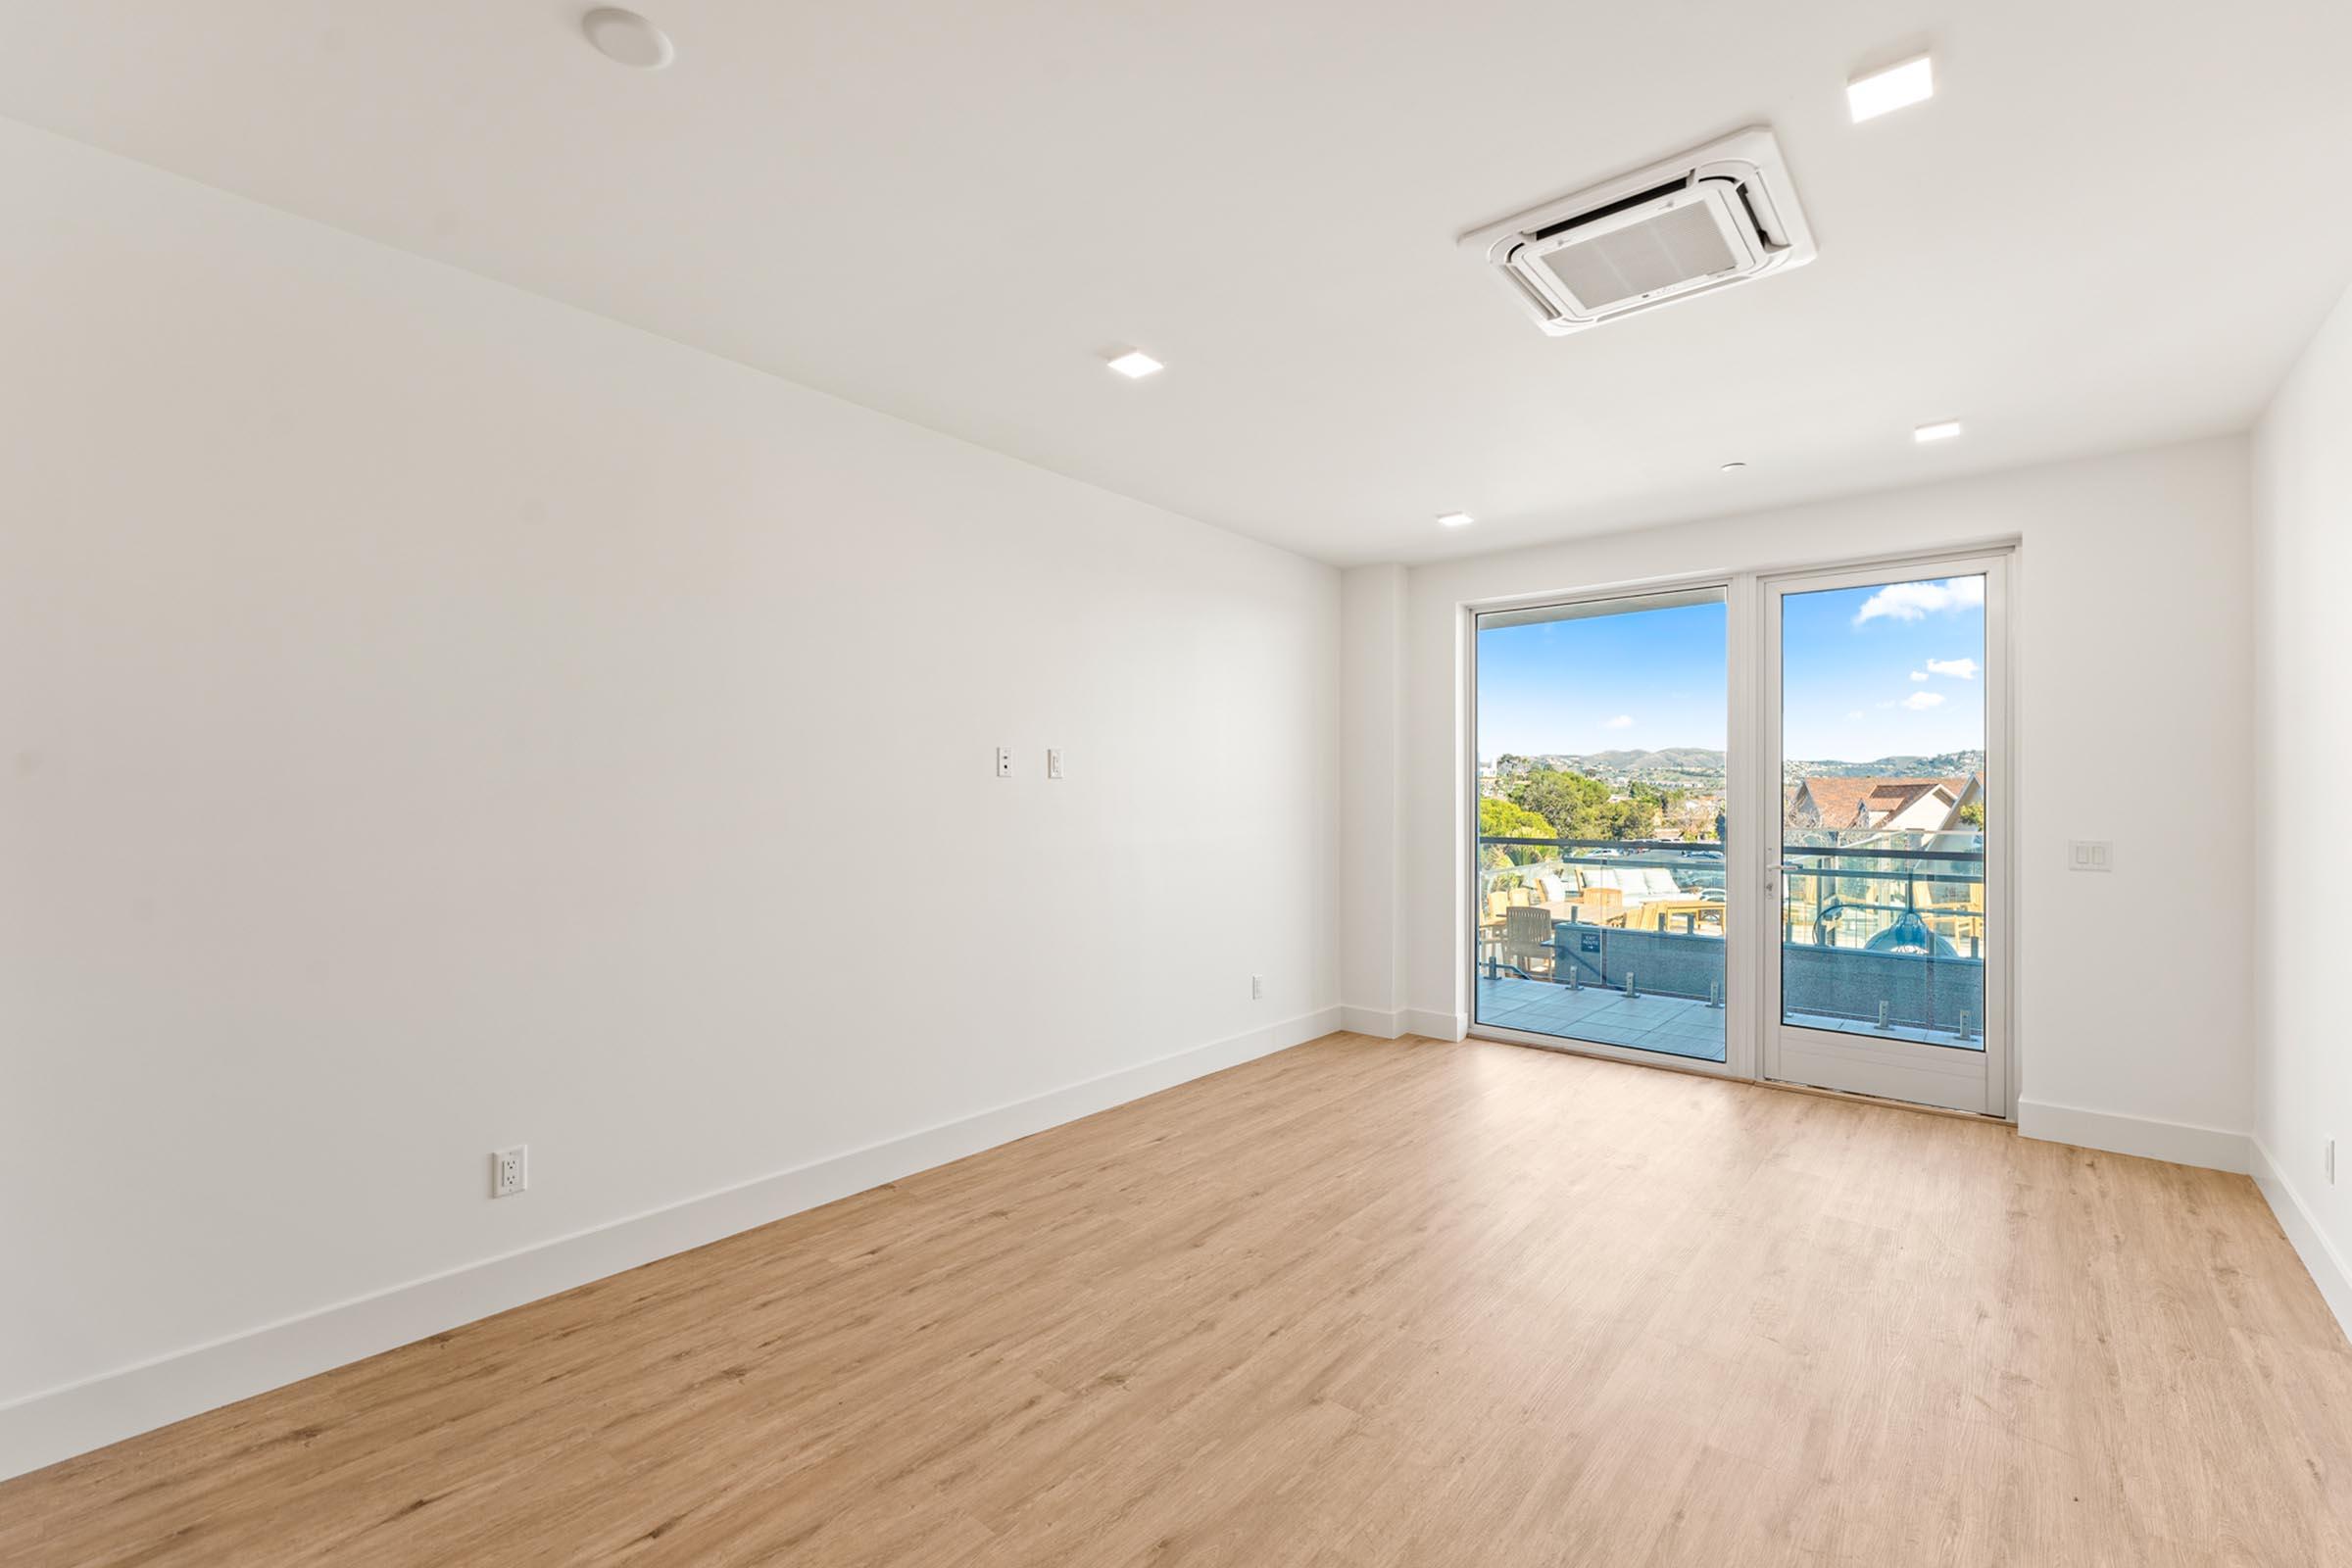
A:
[1589,796,1660,843]
[1506,767,1665,844]
[1630,781,1686,814]
[1479,797,1557,868]
[1957,801,1985,828]
[1509,768,1607,839]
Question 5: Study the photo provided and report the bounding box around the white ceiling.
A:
[6,1,2349,564]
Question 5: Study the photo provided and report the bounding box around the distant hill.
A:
[1486,747,1985,792]
[1782,751,1984,783]
[1495,749,1727,790]
[1554,748,1725,775]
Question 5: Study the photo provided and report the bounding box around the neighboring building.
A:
[1786,775,1979,832]
[1673,795,1723,839]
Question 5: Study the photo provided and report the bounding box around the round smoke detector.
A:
[582,8,674,70]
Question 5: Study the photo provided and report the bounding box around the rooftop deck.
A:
[1475,974,1976,1061]
[1476,975,1726,1062]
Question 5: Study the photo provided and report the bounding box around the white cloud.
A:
[1924,657,1980,679]
[1853,577,1985,625]
[1899,691,1945,710]
[1909,670,1929,682]
[1604,713,1634,729]
[1845,710,1866,720]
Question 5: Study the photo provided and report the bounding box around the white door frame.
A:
[1462,579,1755,1083]
[1757,552,2012,1116]
[1459,546,2017,1119]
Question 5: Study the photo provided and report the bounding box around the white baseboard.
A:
[1403,1008,1467,1042]
[0,1005,1342,1484]
[1340,1005,1405,1039]
[2016,1098,2250,1174]
[2252,1139,2352,1347]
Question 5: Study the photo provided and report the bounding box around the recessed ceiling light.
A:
[1914,419,1964,443]
[1720,461,1748,472]
[1106,350,1163,379]
[1436,512,1475,529]
[1848,54,1934,122]
[582,8,675,70]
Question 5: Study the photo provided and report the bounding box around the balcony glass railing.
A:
[1473,830,1986,1054]
[1475,837,1730,1063]
[1777,830,1984,1049]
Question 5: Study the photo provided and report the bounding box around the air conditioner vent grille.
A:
[1538,198,1742,312]
[1459,128,1815,336]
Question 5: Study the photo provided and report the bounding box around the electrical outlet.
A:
[1250,974,1263,1001]
[492,1145,528,1199]
[995,747,1012,779]
[1047,748,1064,780]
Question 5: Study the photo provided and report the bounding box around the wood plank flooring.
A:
[6,1033,2350,1566]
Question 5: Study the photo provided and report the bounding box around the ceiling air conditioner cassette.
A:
[1460,127,1817,335]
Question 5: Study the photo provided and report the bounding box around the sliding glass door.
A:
[1471,588,1733,1067]
[1762,558,2007,1113]
[1467,552,2009,1116]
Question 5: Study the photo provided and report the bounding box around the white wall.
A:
[2252,279,2352,1328]
[1345,440,2256,1158]
[0,120,1340,1468]
[1338,565,1406,1035]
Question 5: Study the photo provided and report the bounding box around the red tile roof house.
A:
[1785,775,1980,832]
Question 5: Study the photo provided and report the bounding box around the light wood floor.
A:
[7,1034,2350,1566]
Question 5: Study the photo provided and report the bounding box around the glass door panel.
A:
[1472,588,1731,1065]
[1763,560,2005,1113]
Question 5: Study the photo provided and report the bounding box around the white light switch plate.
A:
[2067,840,2113,872]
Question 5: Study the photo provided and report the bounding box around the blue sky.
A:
[1478,600,1727,760]
[1782,578,1984,760]
[1477,577,1984,763]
